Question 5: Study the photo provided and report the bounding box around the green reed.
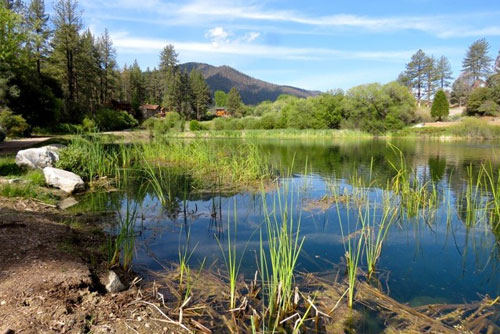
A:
[141,139,272,188]
[360,193,397,280]
[481,163,500,232]
[334,192,364,309]
[388,144,439,221]
[109,200,138,271]
[259,180,305,329]
[215,201,248,310]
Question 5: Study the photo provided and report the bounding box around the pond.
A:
[77,138,499,313]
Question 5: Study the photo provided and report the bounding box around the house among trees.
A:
[110,100,132,113]
[140,104,165,119]
[215,107,229,117]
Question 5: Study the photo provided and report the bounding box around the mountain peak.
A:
[179,62,319,105]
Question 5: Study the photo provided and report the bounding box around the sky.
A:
[76,0,500,92]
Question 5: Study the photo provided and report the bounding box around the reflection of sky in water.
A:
[125,174,499,306]
[80,139,500,306]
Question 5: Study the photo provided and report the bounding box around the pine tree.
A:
[97,28,117,105]
[51,0,82,114]
[129,60,145,114]
[424,55,437,105]
[495,50,500,73]
[431,90,449,121]
[404,49,427,105]
[189,69,210,120]
[26,0,50,75]
[435,56,453,89]
[462,38,493,83]
[76,29,100,113]
[226,87,242,117]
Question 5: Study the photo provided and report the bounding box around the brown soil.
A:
[0,197,185,334]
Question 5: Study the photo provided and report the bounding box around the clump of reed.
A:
[215,201,247,310]
[388,144,439,221]
[141,139,273,188]
[56,134,135,182]
[108,200,138,271]
[258,180,305,330]
[360,193,397,280]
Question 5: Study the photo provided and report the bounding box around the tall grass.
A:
[360,194,397,280]
[168,128,373,140]
[215,201,247,310]
[109,200,138,271]
[334,194,364,309]
[388,144,439,221]
[141,139,272,188]
[259,180,305,329]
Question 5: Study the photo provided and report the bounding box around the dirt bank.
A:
[0,197,184,334]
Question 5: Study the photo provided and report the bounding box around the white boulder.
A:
[105,271,125,293]
[43,167,84,193]
[15,145,64,169]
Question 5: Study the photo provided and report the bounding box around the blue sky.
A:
[76,0,500,91]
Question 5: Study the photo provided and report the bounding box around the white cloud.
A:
[205,27,230,47]
[111,34,458,63]
[88,0,500,38]
[242,32,260,42]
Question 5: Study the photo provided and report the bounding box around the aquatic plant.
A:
[259,180,305,329]
[360,193,397,280]
[388,144,439,221]
[215,201,247,310]
[109,200,138,271]
[335,196,364,309]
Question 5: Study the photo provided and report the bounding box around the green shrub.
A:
[466,87,491,116]
[189,120,207,131]
[260,112,279,129]
[0,109,30,138]
[82,117,97,132]
[241,117,261,129]
[94,108,138,131]
[214,118,226,131]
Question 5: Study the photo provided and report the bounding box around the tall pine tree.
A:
[462,39,492,83]
[404,49,427,105]
[189,69,210,120]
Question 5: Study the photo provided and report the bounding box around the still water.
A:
[77,138,499,306]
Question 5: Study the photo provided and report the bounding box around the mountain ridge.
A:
[179,62,320,105]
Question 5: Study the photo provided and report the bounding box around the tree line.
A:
[0,0,213,136]
[399,38,500,118]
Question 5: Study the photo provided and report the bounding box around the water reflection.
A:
[75,138,500,305]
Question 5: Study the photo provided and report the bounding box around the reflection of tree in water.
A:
[429,156,447,182]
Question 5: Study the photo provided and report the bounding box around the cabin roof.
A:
[141,104,161,110]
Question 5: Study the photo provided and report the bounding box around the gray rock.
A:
[105,271,125,293]
[43,167,84,193]
[57,197,79,210]
[15,145,64,169]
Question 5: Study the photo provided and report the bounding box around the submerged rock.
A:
[105,271,125,293]
[57,197,79,210]
[15,145,64,169]
[43,167,84,194]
